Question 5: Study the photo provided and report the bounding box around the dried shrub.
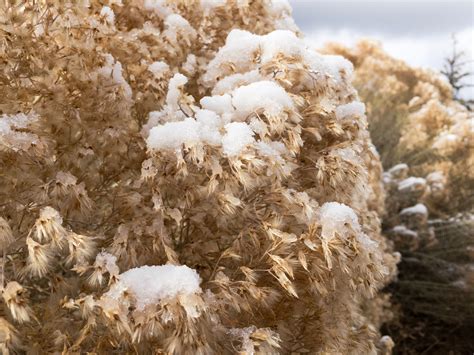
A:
[324,40,473,215]
[0,1,397,353]
[325,40,474,354]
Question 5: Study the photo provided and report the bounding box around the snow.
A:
[148,61,169,78]
[104,264,201,310]
[100,6,115,25]
[432,132,460,150]
[165,14,190,29]
[320,54,354,79]
[147,108,225,151]
[249,117,268,136]
[0,112,38,132]
[398,177,426,191]
[142,110,167,137]
[195,109,223,145]
[335,101,365,120]
[392,225,418,238]
[379,336,395,350]
[255,140,287,158]
[388,163,408,176]
[213,70,264,95]
[144,29,356,160]
[164,14,196,42]
[182,54,197,75]
[111,63,130,97]
[200,94,234,116]
[426,171,445,192]
[143,0,172,17]
[222,122,255,157]
[203,30,260,85]
[203,29,353,88]
[334,147,360,164]
[149,79,294,157]
[97,55,132,99]
[147,117,202,151]
[259,30,303,63]
[231,81,294,118]
[264,0,298,31]
[319,202,360,240]
[426,171,444,182]
[147,113,259,157]
[319,202,377,249]
[384,163,409,183]
[0,112,39,149]
[147,81,292,156]
[400,203,428,216]
[166,73,188,111]
[144,28,358,158]
[200,0,226,11]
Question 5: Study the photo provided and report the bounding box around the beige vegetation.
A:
[0,1,399,354]
[324,40,474,353]
[324,40,473,215]
[1,1,472,354]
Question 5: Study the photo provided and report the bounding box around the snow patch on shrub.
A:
[222,122,255,157]
[105,265,201,310]
[231,81,294,118]
[335,101,366,120]
[400,203,428,216]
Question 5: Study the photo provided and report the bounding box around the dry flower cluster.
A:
[0,1,401,353]
[324,40,473,215]
[325,40,474,353]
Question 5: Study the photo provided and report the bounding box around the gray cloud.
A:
[290,1,473,36]
[290,1,474,99]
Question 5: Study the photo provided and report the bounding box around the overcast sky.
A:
[289,0,474,98]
